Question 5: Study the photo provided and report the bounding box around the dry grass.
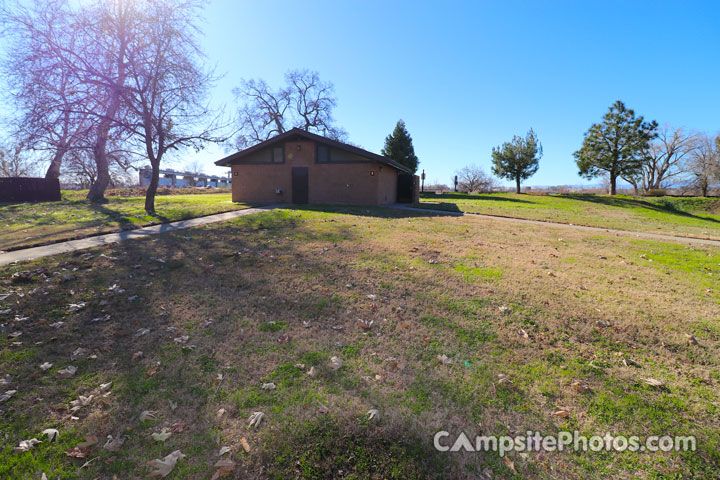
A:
[0,207,718,479]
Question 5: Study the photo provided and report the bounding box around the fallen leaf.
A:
[503,455,516,473]
[643,378,665,388]
[248,411,264,429]
[104,435,125,451]
[552,410,571,418]
[140,410,156,422]
[58,366,78,378]
[686,334,699,346]
[239,437,251,453]
[132,351,144,360]
[146,366,158,377]
[76,435,98,449]
[42,428,59,442]
[307,366,317,377]
[65,447,87,458]
[218,446,231,456]
[173,336,189,344]
[152,428,172,442]
[171,421,188,433]
[261,382,276,390]
[70,395,94,411]
[367,409,379,421]
[0,389,17,402]
[15,438,41,452]
[216,408,226,418]
[210,458,236,480]
[71,348,89,360]
[147,450,186,478]
[40,362,53,371]
[437,354,453,365]
[329,356,342,370]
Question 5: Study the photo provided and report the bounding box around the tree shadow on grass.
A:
[421,192,535,204]
[285,203,462,219]
[561,194,720,225]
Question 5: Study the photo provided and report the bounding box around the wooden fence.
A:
[0,177,61,202]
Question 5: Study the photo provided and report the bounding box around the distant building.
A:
[138,167,231,188]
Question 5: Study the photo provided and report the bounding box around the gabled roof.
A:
[214,128,413,174]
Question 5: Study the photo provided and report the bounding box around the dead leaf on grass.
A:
[39,362,53,371]
[76,435,98,449]
[367,409,379,421]
[248,411,264,429]
[42,428,59,442]
[329,356,343,370]
[218,446,231,456]
[503,455,516,473]
[552,410,571,418]
[140,411,156,422]
[210,459,236,480]
[58,366,78,378]
[643,378,665,388]
[147,450,186,478]
[151,428,172,442]
[14,438,41,452]
[0,389,17,402]
[239,437,251,453]
[146,366,158,377]
[261,382,276,390]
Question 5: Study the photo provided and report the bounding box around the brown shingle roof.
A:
[214,128,413,174]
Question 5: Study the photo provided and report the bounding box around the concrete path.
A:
[2,203,718,268]
[0,206,278,267]
[388,205,720,247]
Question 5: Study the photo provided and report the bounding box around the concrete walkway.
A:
[388,205,720,247]
[2,203,718,267]
[0,206,278,267]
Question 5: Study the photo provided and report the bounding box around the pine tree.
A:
[574,101,657,195]
[491,129,542,193]
[381,120,419,173]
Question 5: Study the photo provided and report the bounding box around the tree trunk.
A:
[609,172,617,195]
[145,159,160,213]
[44,146,66,180]
[87,126,112,201]
[515,177,521,194]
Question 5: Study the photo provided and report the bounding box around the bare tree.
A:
[627,125,698,192]
[455,165,496,193]
[233,70,347,148]
[1,0,94,179]
[687,134,720,196]
[232,79,291,148]
[120,0,226,212]
[0,144,38,177]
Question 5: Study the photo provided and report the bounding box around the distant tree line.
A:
[451,100,720,196]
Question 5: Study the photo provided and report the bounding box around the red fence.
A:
[0,177,61,202]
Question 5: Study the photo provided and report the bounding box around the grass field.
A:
[0,207,718,479]
[416,193,720,240]
[0,190,249,251]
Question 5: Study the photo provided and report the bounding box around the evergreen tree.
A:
[381,120,418,173]
[574,101,657,195]
[491,129,542,193]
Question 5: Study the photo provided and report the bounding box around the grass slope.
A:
[0,191,248,251]
[0,207,718,478]
[416,193,720,240]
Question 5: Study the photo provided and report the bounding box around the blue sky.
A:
[191,0,719,186]
[6,1,720,186]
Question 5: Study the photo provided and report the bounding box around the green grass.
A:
[0,207,717,478]
[415,192,720,239]
[0,189,249,251]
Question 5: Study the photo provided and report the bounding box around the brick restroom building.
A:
[215,128,418,205]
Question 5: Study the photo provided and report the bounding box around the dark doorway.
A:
[291,167,309,204]
[397,173,414,203]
